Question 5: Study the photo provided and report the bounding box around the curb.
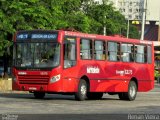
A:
[0,91,29,94]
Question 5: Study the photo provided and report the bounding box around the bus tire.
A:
[34,92,45,99]
[119,81,137,101]
[87,92,103,100]
[125,81,137,101]
[75,79,87,101]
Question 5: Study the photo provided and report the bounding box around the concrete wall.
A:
[146,0,160,22]
[0,79,12,91]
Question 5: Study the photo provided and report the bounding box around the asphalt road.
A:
[0,84,160,120]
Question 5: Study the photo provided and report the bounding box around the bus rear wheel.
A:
[75,79,87,101]
[87,92,103,100]
[118,81,137,101]
[34,92,45,99]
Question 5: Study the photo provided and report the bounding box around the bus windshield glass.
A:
[13,42,60,69]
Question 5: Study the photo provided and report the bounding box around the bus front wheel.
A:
[75,79,87,101]
[118,81,137,101]
[34,92,45,99]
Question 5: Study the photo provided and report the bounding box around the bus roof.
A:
[62,30,153,45]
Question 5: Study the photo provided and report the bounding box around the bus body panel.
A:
[76,60,154,92]
[62,66,80,92]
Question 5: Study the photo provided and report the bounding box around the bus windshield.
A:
[14,42,60,69]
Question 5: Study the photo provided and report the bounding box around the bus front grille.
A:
[18,75,49,85]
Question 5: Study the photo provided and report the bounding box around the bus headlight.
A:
[50,74,61,83]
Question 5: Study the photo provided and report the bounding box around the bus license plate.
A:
[29,87,37,91]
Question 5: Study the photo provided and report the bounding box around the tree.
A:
[128,24,140,39]
[84,0,127,35]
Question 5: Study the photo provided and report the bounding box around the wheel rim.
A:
[81,84,87,96]
[129,85,136,98]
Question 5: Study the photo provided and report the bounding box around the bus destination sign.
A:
[16,32,57,40]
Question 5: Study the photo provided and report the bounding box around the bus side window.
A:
[63,37,76,68]
[121,43,134,62]
[135,45,147,63]
[94,40,106,60]
[80,39,92,60]
[107,42,120,61]
[147,46,152,63]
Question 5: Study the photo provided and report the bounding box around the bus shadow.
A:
[0,92,75,101]
[0,92,120,101]
[0,92,33,99]
[101,98,120,101]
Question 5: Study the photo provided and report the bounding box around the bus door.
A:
[62,36,78,92]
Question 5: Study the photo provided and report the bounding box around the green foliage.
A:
[0,0,139,56]
[155,69,160,79]
[85,1,127,35]
[129,24,141,39]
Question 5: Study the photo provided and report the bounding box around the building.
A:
[110,0,160,42]
[111,0,143,21]
[95,0,160,22]
[110,0,160,22]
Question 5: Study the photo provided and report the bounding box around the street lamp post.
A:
[104,15,106,36]
[127,0,130,38]
[127,18,130,38]
[140,0,147,40]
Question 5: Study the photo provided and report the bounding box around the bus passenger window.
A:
[121,43,134,62]
[147,46,152,63]
[135,45,147,63]
[80,39,92,59]
[107,42,120,61]
[94,40,106,60]
[63,37,76,68]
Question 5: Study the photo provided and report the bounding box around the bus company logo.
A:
[87,66,100,74]
[116,69,133,76]
[40,72,48,75]
[18,72,27,75]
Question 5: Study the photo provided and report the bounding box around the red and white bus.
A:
[12,30,154,101]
